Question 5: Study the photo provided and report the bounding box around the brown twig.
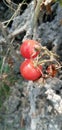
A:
[0,22,20,74]
[0,22,27,44]
[8,23,27,39]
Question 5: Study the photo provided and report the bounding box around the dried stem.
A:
[40,45,59,58]
[33,44,61,68]
[0,48,10,74]
[0,22,27,44]
[8,23,27,38]
[0,22,11,44]
[5,3,22,27]
[3,0,17,11]
[0,22,17,74]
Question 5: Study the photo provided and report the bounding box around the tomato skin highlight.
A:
[20,59,42,81]
[20,40,40,59]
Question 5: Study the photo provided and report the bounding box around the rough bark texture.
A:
[0,0,62,130]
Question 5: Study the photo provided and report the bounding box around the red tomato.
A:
[20,59,42,81]
[46,64,57,77]
[20,40,40,59]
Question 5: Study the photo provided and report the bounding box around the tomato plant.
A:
[20,59,42,81]
[46,64,57,77]
[20,39,61,81]
[20,40,40,59]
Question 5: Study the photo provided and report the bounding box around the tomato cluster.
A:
[20,39,57,81]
